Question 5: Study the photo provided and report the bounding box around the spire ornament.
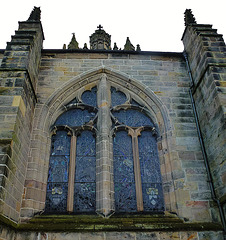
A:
[83,43,88,49]
[184,9,197,26]
[27,6,41,21]
[124,37,135,51]
[113,43,118,50]
[68,33,79,49]
[136,44,141,51]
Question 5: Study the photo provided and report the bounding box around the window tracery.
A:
[45,75,164,215]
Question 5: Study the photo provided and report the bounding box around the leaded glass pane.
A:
[139,131,164,212]
[74,183,96,212]
[111,87,127,107]
[45,183,68,212]
[142,183,164,212]
[113,109,154,127]
[74,131,96,212]
[113,131,137,212]
[45,131,70,212]
[55,109,96,127]
[50,131,71,156]
[81,86,97,107]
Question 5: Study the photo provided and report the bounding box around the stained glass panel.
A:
[113,109,154,127]
[74,131,96,212]
[142,183,164,212]
[50,131,71,157]
[45,131,70,212]
[74,183,96,212]
[111,87,127,107]
[55,108,96,127]
[113,131,137,212]
[138,131,164,212]
[45,183,68,212]
[81,87,97,107]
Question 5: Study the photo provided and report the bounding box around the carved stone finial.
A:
[68,33,79,49]
[27,6,41,21]
[63,44,66,49]
[136,44,141,51]
[124,37,135,51]
[113,43,118,50]
[83,43,88,49]
[184,9,197,26]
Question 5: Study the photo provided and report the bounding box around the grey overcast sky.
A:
[0,0,225,52]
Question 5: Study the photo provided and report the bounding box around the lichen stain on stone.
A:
[12,96,26,117]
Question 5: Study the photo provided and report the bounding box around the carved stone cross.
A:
[97,24,103,30]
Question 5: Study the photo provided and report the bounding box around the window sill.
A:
[14,212,222,232]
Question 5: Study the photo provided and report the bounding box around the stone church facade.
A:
[0,7,225,240]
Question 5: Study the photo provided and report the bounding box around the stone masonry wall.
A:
[0,20,43,223]
[19,51,220,226]
[182,24,226,207]
[0,229,224,240]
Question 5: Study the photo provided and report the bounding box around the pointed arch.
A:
[30,66,177,215]
[36,66,172,136]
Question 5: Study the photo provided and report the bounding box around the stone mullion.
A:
[67,133,77,212]
[96,74,113,217]
[128,128,144,212]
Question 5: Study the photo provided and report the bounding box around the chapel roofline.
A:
[0,48,184,58]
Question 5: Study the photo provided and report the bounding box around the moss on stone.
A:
[0,213,220,232]
[0,214,17,229]
[0,87,9,94]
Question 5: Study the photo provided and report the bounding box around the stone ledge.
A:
[0,213,222,232]
[15,30,37,35]
[199,33,223,38]
[0,214,17,229]
[0,68,27,72]
[6,42,32,47]
[18,21,45,40]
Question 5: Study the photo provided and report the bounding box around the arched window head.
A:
[45,75,164,215]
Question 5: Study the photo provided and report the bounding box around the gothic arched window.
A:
[45,74,164,215]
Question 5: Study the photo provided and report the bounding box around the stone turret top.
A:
[27,6,41,22]
[184,9,197,26]
[90,25,111,50]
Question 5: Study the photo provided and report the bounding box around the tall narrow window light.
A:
[45,87,97,213]
[74,130,96,212]
[45,130,71,212]
[139,131,164,211]
[113,130,136,212]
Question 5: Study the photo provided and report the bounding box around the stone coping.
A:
[0,49,184,58]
